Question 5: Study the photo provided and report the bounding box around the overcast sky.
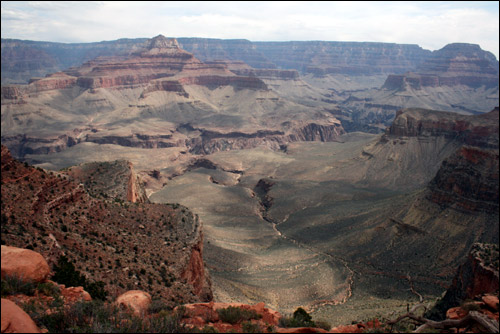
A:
[2,1,499,58]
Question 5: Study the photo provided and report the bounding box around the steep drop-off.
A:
[0,145,212,305]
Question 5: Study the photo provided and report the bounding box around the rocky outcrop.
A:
[181,235,212,300]
[288,121,345,142]
[28,72,77,92]
[187,120,344,154]
[187,129,286,154]
[383,43,499,90]
[427,243,499,320]
[1,299,42,333]
[386,107,499,149]
[179,302,281,332]
[115,290,152,316]
[66,160,149,203]
[1,245,51,283]
[427,146,499,213]
[1,145,213,308]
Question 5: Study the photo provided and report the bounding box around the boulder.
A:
[1,298,42,333]
[1,246,50,283]
[115,290,151,316]
[482,295,499,311]
[61,286,92,303]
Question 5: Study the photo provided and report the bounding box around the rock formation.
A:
[1,299,42,333]
[1,35,345,161]
[1,145,212,307]
[115,290,152,316]
[383,43,499,90]
[342,44,499,131]
[426,243,499,321]
[1,245,51,283]
[427,146,499,213]
[358,107,499,190]
[65,160,149,203]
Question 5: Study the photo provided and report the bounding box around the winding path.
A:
[256,184,355,312]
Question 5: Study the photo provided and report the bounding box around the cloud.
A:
[1,1,498,58]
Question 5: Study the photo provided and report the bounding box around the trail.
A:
[256,182,355,313]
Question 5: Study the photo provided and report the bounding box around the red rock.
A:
[276,327,328,333]
[180,301,282,332]
[482,295,499,311]
[61,286,92,303]
[115,290,151,316]
[1,298,42,333]
[447,306,469,320]
[328,324,364,333]
[1,246,51,283]
[181,236,211,299]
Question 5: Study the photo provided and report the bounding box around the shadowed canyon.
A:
[1,34,499,332]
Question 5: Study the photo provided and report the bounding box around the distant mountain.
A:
[1,37,432,84]
[342,43,499,131]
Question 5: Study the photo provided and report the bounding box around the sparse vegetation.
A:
[52,255,108,301]
[216,306,262,325]
[22,299,189,333]
[1,274,37,297]
[279,307,316,328]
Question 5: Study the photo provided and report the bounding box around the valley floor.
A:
[26,132,463,325]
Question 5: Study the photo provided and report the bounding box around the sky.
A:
[1,1,499,58]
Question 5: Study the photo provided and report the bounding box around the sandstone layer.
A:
[1,35,345,161]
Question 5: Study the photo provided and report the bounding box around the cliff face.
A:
[1,38,148,84]
[427,243,499,320]
[253,41,431,75]
[1,145,212,305]
[359,108,499,190]
[2,35,347,161]
[383,43,499,90]
[2,37,433,83]
[387,107,499,149]
[186,121,345,154]
[427,146,499,213]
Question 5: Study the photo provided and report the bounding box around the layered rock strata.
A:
[359,108,499,190]
[2,35,346,160]
[383,43,499,90]
[427,146,499,213]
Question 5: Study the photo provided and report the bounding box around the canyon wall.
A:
[2,37,435,84]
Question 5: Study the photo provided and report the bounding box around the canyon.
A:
[1,34,499,331]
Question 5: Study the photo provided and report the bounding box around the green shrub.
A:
[150,298,171,314]
[279,307,316,328]
[461,302,481,312]
[1,275,36,297]
[37,282,61,298]
[242,321,261,333]
[52,256,108,300]
[217,306,262,324]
